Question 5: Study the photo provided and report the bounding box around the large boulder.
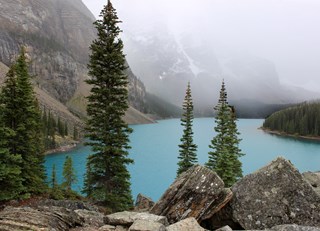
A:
[74,209,105,227]
[209,157,320,230]
[134,194,155,212]
[32,199,99,211]
[166,217,207,231]
[105,211,168,227]
[98,225,127,231]
[270,224,320,231]
[150,165,232,224]
[302,171,320,195]
[128,219,166,231]
[215,226,233,231]
[0,206,83,231]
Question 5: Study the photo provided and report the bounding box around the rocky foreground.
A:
[0,157,320,231]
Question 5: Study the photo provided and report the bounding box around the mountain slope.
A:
[0,0,152,124]
[122,22,320,116]
[0,61,82,127]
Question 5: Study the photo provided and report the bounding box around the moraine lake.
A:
[45,118,320,201]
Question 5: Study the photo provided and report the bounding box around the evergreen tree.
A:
[42,108,48,134]
[73,125,79,141]
[0,47,46,196]
[47,111,56,149]
[64,121,68,136]
[227,106,243,180]
[58,116,64,137]
[83,155,93,197]
[83,0,134,211]
[62,156,77,191]
[51,164,58,188]
[206,80,244,187]
[50,164,63,200]
[177,82,198,176]
[0,68,24,200]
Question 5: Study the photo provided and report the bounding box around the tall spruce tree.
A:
[83,0,133,211]
[177,82,198,176]
[206,80,244,187]
[73,125,79,141]
[62,156,77,191]
[64,121,68,136]
[0,68,24,200]
[51,164,58,189]
[0,47,46,197]
[58,116,64,137]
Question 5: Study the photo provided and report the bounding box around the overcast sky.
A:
[82,0,320,91]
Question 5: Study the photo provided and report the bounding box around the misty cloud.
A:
[82,0,320,93]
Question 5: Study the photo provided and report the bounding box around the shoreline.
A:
[260,127,320,142]
[45,141,81,155]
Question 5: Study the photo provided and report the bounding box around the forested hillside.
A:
[263,101,320,136]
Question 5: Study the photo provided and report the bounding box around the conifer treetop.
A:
[206,80,244,187]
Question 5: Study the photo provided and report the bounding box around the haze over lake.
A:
[45,118,320,201]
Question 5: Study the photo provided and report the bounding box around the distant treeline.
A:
[263,101,320,136]
[42,109,79,150]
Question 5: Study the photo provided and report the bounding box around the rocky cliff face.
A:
[0,0,95,103]
[0,0,148,119]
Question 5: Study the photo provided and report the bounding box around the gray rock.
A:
[105,211,168,227]
[33,199,99,212]
[167,217,206,231]
[303,171,320,195]
[98,225,116,231]
[128,220,166,231]
[216,225,233,231]
[271,224,320,231]
[71,227,100,231]
[74,209,105,227]
[97,225,127,231]
[0,205,83,231]
[134,193,155,212]
[210,157,320,230]
[114,226,128,231]
[201,202,241,230]
[150,165,232,224]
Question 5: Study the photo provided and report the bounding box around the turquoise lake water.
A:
[45,118,320,201]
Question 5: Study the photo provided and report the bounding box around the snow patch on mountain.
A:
[172,31,203,77]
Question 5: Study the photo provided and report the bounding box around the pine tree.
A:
[0,68,24,200]
[227,106,244,180]
[51,164,58,188]
[58,116,64,137]
[64,121,68,136]
[83,155,93,197]
[47,111,56,149]
[83,0,134,211]
[0,47,46,196]
[62,156,77,191]
[206,80,244,187]
[50,164,63,200]
[73,125,79,141]
[42,108,48,134]
[177,82,198,176]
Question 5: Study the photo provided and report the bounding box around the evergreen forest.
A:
[263,101,320,137]
[41,109,80,150]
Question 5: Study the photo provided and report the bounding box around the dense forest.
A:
[41,109,79,150]
[263,101,320,136]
